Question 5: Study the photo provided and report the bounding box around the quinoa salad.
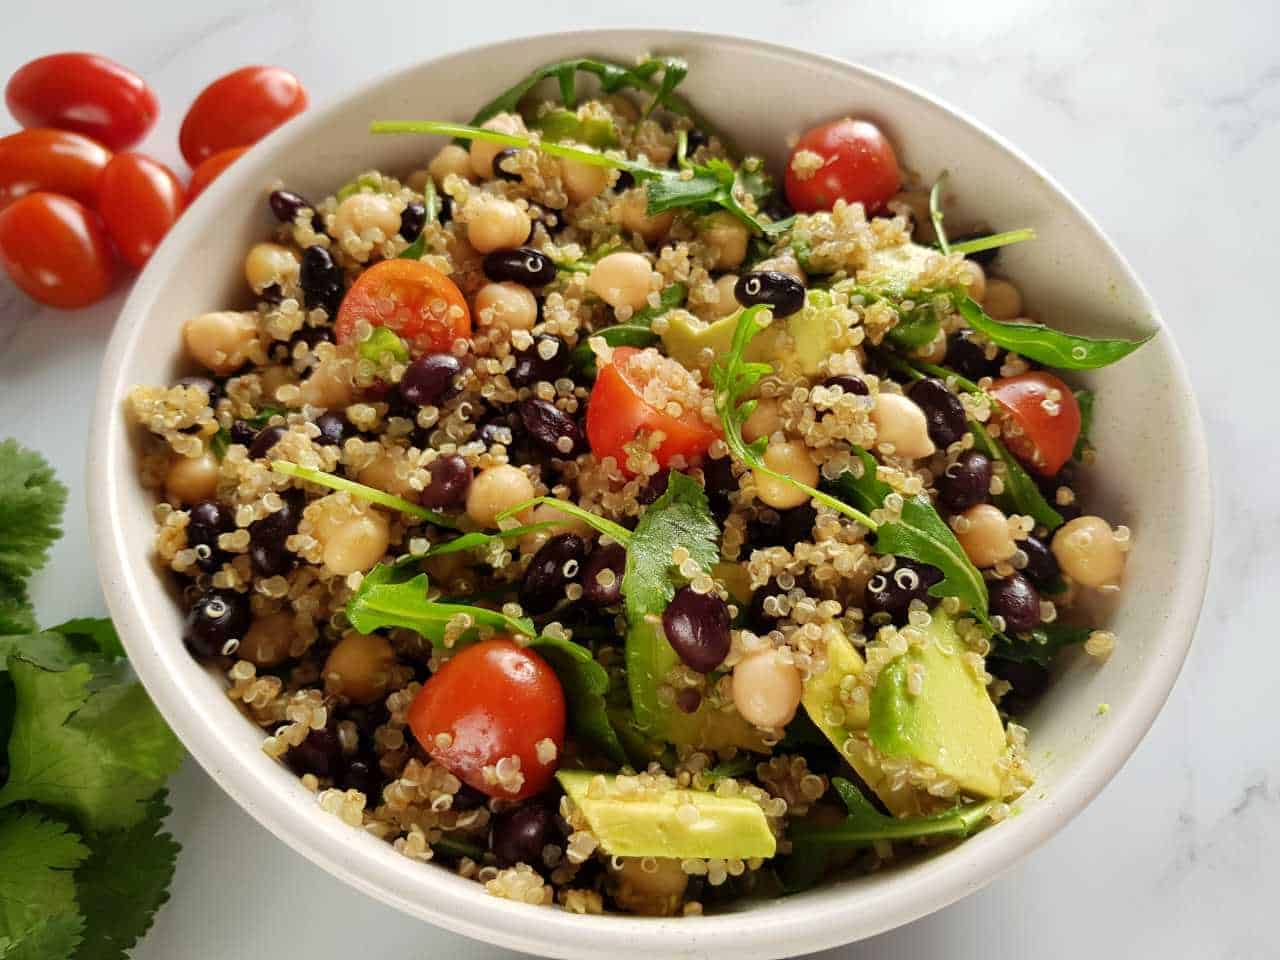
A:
[127,55,1151,915]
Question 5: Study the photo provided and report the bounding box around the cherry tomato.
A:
[5,53,157,151]
[186,146,248,203]
[586,346,718,473]
[989,371,1081,476]
[0,128,112,210]
[179,66,308,168]
[335,259,471,356]
[96,153,185,269]
[0,192,115,308]
[408,637,565,800]
[784,118,901,214]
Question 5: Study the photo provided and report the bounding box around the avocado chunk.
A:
[860,241,938,286]
[868,612,1008,799]
[557,770,777,860]
[529,107,619,149]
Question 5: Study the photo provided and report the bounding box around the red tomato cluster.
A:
[1,53,309,309]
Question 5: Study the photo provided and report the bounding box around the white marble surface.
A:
[3,1,1276,957]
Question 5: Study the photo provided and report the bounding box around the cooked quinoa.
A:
[128,55,1142,915]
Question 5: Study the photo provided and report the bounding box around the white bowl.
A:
[89,29,1212,960]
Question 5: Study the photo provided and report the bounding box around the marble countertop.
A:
[3,2,1276,957]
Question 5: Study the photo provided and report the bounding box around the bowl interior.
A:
[91,29,1210,960]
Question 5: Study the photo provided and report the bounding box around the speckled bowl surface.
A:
[89,29,1211,960]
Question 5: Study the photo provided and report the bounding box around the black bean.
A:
[762,194,794,223]
[747,576,812,633]
[269,189,311,224]
[908,377,967,448]
[420,455,471,510]
[821,374,869,397]
[613,170,636,191]
[937,450,993,512]
[184,590,251,660]
[260,282,284,305]
[187,500,233,573]
[226,421,254,447]
[339,755,383,797]
[299,245,344,315]
[865,559,943,625]
[685,128,709,154]
[946,330,1002,382]
[948,233,1001,267]
[1034,469,1080,523]
[1020,534,1060,587]
[734,271,806,319]
[520,534,588,614]
[314,412,352,447]
[483,247,557,288]
[510,334,568,387]
[518,399,584,456]
[491,805,554,867]
[675,688,702,714]
[400,353,462,407]
[248,424,288,460]
[249,489,304,577]
[343,702,390,740]
[526,203,567,236]
[477,415,516,449]
[437,194,454,224]
[663,587,731,673]
[581,543,626,607]
[639,469,670,506]
[492,148,522,182]
[990,573,1042,634]
[749,504,816,549]
[987,658,1049,714]
[175,375,221,407]
[702,456,738,521]
[285,726,344,779]
[399,200,426,241]
[452,783,488,812]
[290,323,334,352]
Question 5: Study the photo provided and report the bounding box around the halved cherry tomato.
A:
[408,637,565,800]
[0,192,115,308]
[335,259,471,356]
[186,146,248,203]
[5,53,158,151]
[586,346,719,473]
[179,66,308,168]
[784,118,901,214]
[0,128,112,210]
[989,371,1081,476]
[97,153,185,268]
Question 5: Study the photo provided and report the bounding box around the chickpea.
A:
[298,357,354,410]
[561,156,611,205]
[702,274,740,320]
[586,251,655,312]
[323,631,397,704]
[238,611,294,668]
[473,282,537,334]
[609,857,689,917]
[467,197,531,253]
[960,260,987,303]
[466,464,535,529]
[753,440,819,510]
[956,504,1017,568]
[313,502,391,576]
[469,112,526,179]
[244,242,299,295]
[870,393,936,460]
[184,310,260,375]
[618,190,674,243]
[915,328,949,364]
[754,254,807,284]
[165,450,219,505]
[1052,515,1126,588]
[333,192,401,239]
[982,277,1023,321]
[732,649,803,729]
[699,211,749,270]
[357,455,414,498]
[428,143,473,184]
[518,502,596,554]
[742,398,782,443]
[405,168,431,193]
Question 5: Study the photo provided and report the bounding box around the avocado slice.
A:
[558,770,777,860]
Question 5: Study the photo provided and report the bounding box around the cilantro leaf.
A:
[45,619,124,660]
[528,635,626,766]
[73,793,180,960]
[0,593,35,637]
[0,440,67,593]
[789,777,992,849]
[346,564,536,642]
[0,808,87,960]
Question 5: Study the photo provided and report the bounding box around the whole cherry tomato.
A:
[5,53,158,151]
[0,192,115,308]
[784,118,901,214]
[408,637,565,800]
[335,259,471,356]
[96,153,185,268]
[0,128,112,210]
[989,371,1082,476]
[186,146,248,203]
[179,66,308,168]
[586,346,718,473]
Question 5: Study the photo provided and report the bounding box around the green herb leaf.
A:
[789,777,992,849]
[948,228,1037,256]
[499,496,632,545]
[270,460,456,528]
[885,302,941,350]
[990,622,1092,667]
[528,634,627,766]
[45,618,124,660]
[0,440,67,592]
[0,592,36,636]
[929,174,950,255]
[1073,389,1095,461]
[969,420,1064,531]
[0,808,87,960]
[955,296,1154,370]
[74,792,180,960]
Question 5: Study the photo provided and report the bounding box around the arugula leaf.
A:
[1073,389,1095,461]
[948,228,1036,256]
[955,296,1153,371]
[270,460,456,528]
[0,440,67,592]
[346,564,536,643]
[0,809,87,960]
[968,420,1064,531]
[528,635,626,766]
[570,282,686,376]
[789,777,992,849]
[0,656,185,832]
[990,622,1092,667]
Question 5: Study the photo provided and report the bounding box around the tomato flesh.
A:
[586,346,718,473]
[97,153,185,268]
[784,118,901,214]
[186,146,248,203]
[335,259,471,356]
[989,371,1081,476]
[5,52,158,151]
[408,637,565,800]
[0,128,112,210]
[179,66,308,168]
[0,192,115,308]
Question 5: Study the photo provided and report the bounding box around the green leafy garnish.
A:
[948,228,1037,256]
[413,521,558,559]
[499,496,632,545]
[346,563,535,642]
[270,460,456,528]
[210,406,285,460]
[928,174,950,255]
[46,618,125,660]
[0,438,67,592]
[955,296,1153,371]
[0,809,87,960]
[1073,389,1095,461]
[528,634,627,766]
[885,302,941,350]
[570,282,686,376]
[789,777,993,849]
[990,622,1092,666]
